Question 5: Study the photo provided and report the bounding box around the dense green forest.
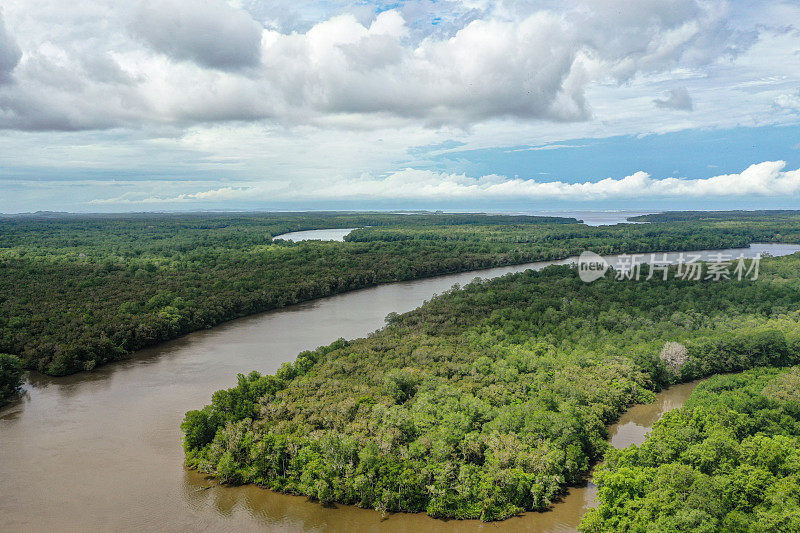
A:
[6,210,800,381]
[0,212,582,378]
[345,211,800,246]
[582,367,800,532]
[182,253,800,521]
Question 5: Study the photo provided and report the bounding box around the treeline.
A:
[346,214,800,247]
[5,210,800,380]
[1,238,549,376]
[582,367,800,532]
[0,212,576,378]
[0,211,579,252]
[628,209,800,222]
[182,253,800,521]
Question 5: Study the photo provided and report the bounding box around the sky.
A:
[1,0,800,213]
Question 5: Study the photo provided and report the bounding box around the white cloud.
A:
[89,185,255,204]
[0,0,753,131]
[88,161,800,204]
[775,89,800,112]
[130,0,263,71]
[654,86,694,111]
[505,143,587,153]
[300,161,800,200]
[0,9,21,84]
[1,1,800,213]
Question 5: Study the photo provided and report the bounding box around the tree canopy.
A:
[182,252,800,521]
[582,367,800,532]
[5,210,800,377]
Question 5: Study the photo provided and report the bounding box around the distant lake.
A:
[272,213,653,241]
[273,227,360,241]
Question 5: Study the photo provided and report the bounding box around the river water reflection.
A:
[1,244,796,532]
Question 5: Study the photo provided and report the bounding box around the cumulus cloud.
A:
[251,1,746,125]
[0,9,21,84]
[0,0,752,131]
[654,86,694,111]
[89,161,800,204]
[300,161,800,200]
[89,186,252,204]
[774,89,800,111]
[130,0,263,70]
[249,11,578,125]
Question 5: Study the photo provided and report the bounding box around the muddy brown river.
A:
[1,244,797,532]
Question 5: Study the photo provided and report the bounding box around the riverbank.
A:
[185,245,800,526]
[181,380,700,533]
[2,244,799,531]
[6,210,800,378]
[583,368,800,531]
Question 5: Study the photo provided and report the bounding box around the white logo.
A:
[578,251,609,283]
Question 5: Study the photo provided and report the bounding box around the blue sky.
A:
[1,1,800,213]
[419,126,800,185]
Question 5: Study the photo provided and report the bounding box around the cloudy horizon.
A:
[1,0,800,213]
